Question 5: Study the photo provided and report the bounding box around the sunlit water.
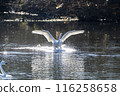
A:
[0,22,120,80]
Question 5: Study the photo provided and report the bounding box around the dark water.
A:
[0,21,120,80]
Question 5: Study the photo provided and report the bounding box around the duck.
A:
[32,30,84,50]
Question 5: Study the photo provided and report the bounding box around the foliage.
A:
[0,0,120,22]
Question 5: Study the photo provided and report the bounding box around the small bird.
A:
[32,30,84,50]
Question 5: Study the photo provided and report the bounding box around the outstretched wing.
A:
[61,30,84,42]
[32,30,55,42]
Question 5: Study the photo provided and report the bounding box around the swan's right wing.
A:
[61,30,84,42]
[32,30,55,42]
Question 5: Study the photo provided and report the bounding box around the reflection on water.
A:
[31,50,84,80]
[0,22,120,80]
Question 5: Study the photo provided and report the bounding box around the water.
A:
[0,21,120,80]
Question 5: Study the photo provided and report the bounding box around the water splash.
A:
[12,44,76,53]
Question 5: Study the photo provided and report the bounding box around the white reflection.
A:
[61,53,85,79]
[31,49,85,80]
[31,53,54,80]
[2,51,8,55]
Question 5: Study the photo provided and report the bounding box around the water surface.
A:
[0,22,120,80]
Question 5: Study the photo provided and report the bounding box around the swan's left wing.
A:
[32,30,55,42]
[61,30,84,42]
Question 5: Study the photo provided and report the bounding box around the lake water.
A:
[0,21,120,80]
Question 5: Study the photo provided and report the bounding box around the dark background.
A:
[0,0,120,22]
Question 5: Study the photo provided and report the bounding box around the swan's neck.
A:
[0,64,6,77]
[53,33,62,50]
[58,33,62,42]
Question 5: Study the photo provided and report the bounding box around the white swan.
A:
[0,61,6,77]
[0,61,12,79]
[32,30,84,50]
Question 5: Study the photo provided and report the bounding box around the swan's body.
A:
[0,61,6,77]
[32,30,84,50]
[0,61,12,79]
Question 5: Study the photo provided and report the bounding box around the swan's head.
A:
[56,31,60,40]
[56,32,62,40]
[0,61,6,65]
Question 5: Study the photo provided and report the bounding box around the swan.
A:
[32,30,84,50]
[0,61,6,77]
[0,61,12,79]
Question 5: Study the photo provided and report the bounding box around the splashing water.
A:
[12,44,76,53]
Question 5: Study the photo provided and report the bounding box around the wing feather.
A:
[32,30,55,42]
[61,30,84,42]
